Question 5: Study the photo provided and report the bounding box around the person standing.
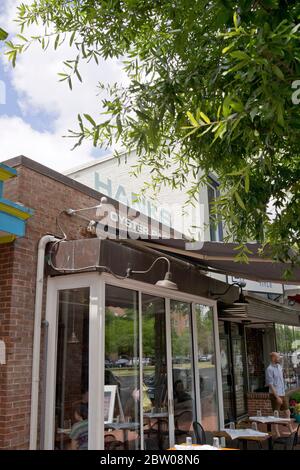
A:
[265,352,293,438]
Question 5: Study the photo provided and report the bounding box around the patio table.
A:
[249,416,294,450]
[168,443,238,450]
[218,428,271,450]
[144,412,168,449]
[105,422,140,449]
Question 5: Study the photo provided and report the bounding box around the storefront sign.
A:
[95,173,172,227]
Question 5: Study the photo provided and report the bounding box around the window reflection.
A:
[142,295,169,450]
[170,301,194,443]
[105,285,140,450]
[55,288,89,450]
[195,305,218,430]
[276,324,300,390]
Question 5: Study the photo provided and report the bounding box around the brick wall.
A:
[247,392,273,417]
[0,161,105,449]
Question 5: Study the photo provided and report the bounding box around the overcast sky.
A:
[0,0,124,172]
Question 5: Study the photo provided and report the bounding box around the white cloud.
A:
[0,0,126,171]
[0,115,101,171]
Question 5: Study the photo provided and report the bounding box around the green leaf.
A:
[245,173,250,193]
[230,50,250,61]
[197,124,213,137]
[199,111,211,124]
[93,126,100,147]
[234,191,246,210]
[54,34,60,50]
[69,31,76,47]
[16,34,28,42]
[276,103,284,127]
[186,111,199,127]
[223,60,248,75]
[183,127,199,139]
[75,68,82,82]
[83,114,96,127]
[233,12,239,30]
[222,43,235,54]
[0,28,8,40]
[272,65,284,80]
[116,114,122,134]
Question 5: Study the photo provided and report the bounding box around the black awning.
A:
[138,239,300,284]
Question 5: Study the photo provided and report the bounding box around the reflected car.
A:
[199,355,209,361]
[142,357,153,366]
[114,358,130,368]
[173,356,190,364]
[105,359,113,368]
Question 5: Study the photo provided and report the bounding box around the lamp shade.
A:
[155,271,178,290]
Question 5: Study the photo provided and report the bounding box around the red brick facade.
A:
[247,392,273,417]
[0,158,105,449]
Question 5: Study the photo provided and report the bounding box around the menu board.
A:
[104,385,117,423]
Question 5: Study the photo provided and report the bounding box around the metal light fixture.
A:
[210,281,247,303]
[126,256,178,290]
[65,197,108,216]
[68,302,80,344]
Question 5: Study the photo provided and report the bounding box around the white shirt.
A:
[265,363,285,396]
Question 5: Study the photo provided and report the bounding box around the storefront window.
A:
[275,324,300,390]
[170,301,195,443]
[105,285,140,450]
[195,305,218,430]
[231,324,247,416]
[142,295,169,450]
[55,288,90,450]
[245,327,265,392]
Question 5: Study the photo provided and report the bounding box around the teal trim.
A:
[0,163,33,240]
[0,163,17,181]
[0,196,34,218]
[0,211,26,237]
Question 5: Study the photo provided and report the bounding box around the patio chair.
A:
[292,423,300,450]
[144,438,158,450]
[192,421,207,445]
[104,433,124,450]
[273,423,300,451]
[175,410,193,435]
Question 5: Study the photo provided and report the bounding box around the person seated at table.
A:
[69,402,88,450]
[174,380,191,409]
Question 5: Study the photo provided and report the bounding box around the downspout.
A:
[30,235,60,450]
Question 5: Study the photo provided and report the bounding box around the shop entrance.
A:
[43,273,222,450]
[219,321,248,423]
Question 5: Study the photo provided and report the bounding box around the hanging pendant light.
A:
[68,303,79,344]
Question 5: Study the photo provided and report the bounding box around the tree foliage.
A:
[6,1,300,268]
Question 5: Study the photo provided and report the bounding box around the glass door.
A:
[104,285,140,450]
[54,288,90,450]
[218,321,247,422]
[218,321,235,423]
[194,304,219,430]
[44,273,102,451]
[231,324,247,417]
[142,295,169,450]
[170,301,195,444]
